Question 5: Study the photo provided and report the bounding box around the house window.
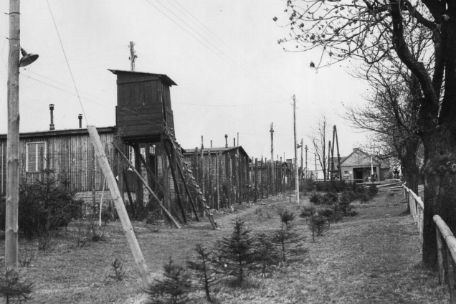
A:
[26,142,46,172]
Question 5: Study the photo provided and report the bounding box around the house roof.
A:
[109,69,177,86]
[340,148,389,168]
[183,146,249,159]
[0,126,115,140]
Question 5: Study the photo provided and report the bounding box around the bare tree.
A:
[312,117,327,181]
[348,62,421,194]
[278,0,456,269]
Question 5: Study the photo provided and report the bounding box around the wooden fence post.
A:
[87,126,149,286]
[436,228,445,284]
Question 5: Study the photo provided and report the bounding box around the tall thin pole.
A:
[270,123,274,193]
[300,138,303,180]
[6,0,20,270]
[305,145,308,179]
[129,41,137,71]
[293,95,299,204]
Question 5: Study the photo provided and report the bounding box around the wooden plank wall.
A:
[0,132,115,195]
[183,149,291,210]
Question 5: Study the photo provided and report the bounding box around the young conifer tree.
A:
[187,244,218,303]
[252,233,280,276]
[0,270,33,304]
[217,218,255,284]
[145,257,192,304]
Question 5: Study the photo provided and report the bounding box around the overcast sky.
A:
[0,0,370,163]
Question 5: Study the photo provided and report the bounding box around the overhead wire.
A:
[45,0,89,124]
[142,0,291,101]
[144,0,226,60]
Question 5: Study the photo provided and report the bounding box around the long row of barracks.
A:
[0,69,294,223]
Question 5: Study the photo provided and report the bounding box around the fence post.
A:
[436,228,445,284]
[447,247,456,303]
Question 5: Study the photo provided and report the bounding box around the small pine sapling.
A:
[309,214,330,241]
[108,258,126,282]
[0,270,33,304]
[273,211,304,262]
[144,257,192,304]
[252,233,280,276]
[278,209,295,230]
[272,228,300,262]
[187,244,218,303]
[216,218,256,284]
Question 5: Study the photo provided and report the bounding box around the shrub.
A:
[252,233,280,275]
[216,218,256,284]
[272,228,301,262]
[108,258,126,282]
[323,192,338,204]
[145,258,192,304]
[299,206,316,218]
[0,171,82,239]
[187,244,218,303]
[309,192,322,204]
[368,184,378,197]
[318,207,334,219]
[0,270,33,304]
[309,215,329,241]
[278,209,295,230]
[339,191,354,215]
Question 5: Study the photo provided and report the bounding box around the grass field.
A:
[0,189,449,304]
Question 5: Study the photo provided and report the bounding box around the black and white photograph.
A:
[0,0,454,303]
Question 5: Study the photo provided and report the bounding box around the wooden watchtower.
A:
[110,69,177,142]
[110,69,216,228]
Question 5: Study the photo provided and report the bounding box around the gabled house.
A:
[338,148,390,182]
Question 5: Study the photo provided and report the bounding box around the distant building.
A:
[338,148,390,182]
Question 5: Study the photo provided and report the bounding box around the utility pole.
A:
[305,145,308,179]
[300,138,303,180]
[270,123,274,193]
[6,0,20,270]
[129,41,137,71]
[292,95,299,204]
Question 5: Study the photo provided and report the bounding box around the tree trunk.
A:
[399,138,420,194]
[421,128,456,269]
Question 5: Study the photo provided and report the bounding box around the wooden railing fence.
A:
[403,185,424,241]
[403,184,456,303]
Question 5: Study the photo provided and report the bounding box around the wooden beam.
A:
[113,142,181,228]
[87,126,149,286]
[159,142,187,224]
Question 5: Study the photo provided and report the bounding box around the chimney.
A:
[49,104,55,130]
[210,140,213,148]
[237,132,239,146]
[233,138,236,147]
[78,114,83,128]
[224,134,228,148]
[201,135,204,150]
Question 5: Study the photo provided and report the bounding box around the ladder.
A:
[162,126,218,229]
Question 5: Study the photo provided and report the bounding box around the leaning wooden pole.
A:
[87,126,150,286]
[113,143,181,229]
[5,0,20,270]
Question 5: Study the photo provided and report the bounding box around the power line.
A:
[156,0,228,57]
[169,0,231,50]
[144,0,225,60]
[46,0,89,124]
[21,73,109,108]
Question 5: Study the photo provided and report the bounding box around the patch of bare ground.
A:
[0,190,448,303]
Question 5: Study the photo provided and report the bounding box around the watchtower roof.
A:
[108,69,177,86]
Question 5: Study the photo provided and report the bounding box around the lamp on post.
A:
[6,0,39,270]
